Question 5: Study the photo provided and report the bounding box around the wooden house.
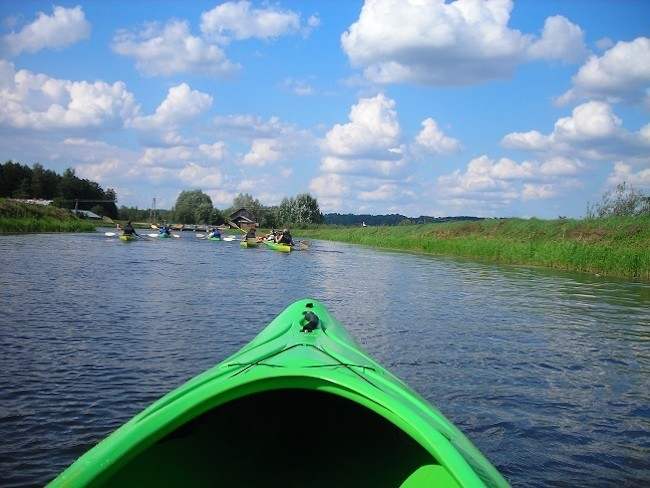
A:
[229,208,257,230]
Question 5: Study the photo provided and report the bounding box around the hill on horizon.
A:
[324,213,484,226]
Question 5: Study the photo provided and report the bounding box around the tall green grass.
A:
[297,217,650,280]
[0,199,97,233]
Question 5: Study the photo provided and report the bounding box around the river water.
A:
[0,230,648,487]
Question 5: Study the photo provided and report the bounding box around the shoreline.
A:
[1,199,647,281]
[297,218,650,281]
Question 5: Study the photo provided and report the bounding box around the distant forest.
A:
[1,160,118,218]
[324,213,483,226]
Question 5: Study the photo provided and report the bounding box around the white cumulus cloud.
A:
[556,37,650,108]
[0,5,91,57]
[415,118,463,155]
[605,162,650,190]
[242,138,283,167]
[309,173,350,198]
[0,60,138,131]
[502,101,650,162]
[321,93,402,160]
[341,0,586,86]
[436,154,585,206]
[129,83,212,146]
[112,19,239,78]
[200,0,301,43]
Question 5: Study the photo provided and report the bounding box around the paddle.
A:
[229,221,246,233]
[150,224,159,230]
[104,232,117,237]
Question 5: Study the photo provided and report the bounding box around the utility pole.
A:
[149,198,157,224]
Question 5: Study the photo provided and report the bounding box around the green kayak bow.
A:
[48,299,509,487]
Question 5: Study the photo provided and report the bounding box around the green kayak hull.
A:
[264,241,292,252]
[118,234,137,242]
[158,233,171,238]
[48,299,509,488]
[208,237,221,241]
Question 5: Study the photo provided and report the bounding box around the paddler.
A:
[122,221,138,237]
[275,228,294,246]
[244,226,257,241]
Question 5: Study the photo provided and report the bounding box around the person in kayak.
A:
[122,221,138,237]
[244,226,257,241]
[208,227,221,239]
[159,224,171,236]
[275,229,294,246]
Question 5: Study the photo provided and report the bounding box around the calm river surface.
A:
[0,229,648,487]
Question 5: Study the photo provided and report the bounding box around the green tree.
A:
[258,206,279,228]
[58,168,78,205]
[276,193,323,225]
[230,193,262,212]
[0,161,32,198]
[173,189,213,224]
[587,182,650,218]
[195,202,214,225]
[277,196,294,224]
[31,163,45,199]
[294,193,324,224]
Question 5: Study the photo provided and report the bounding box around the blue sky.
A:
[1,0,648,218]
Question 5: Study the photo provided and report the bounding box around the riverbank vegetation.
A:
[297,217,650,281]
[1,161,118,217]
[0,199,97,233]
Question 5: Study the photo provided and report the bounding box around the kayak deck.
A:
[49,299,508,487]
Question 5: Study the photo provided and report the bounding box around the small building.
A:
[229,208,257,230]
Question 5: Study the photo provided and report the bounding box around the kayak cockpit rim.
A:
[68,375,484,487]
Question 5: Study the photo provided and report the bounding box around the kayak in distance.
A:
[264,240,293,252]
[118,234,138,242]
[47,298,509,488]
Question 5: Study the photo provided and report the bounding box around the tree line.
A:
[138,190,325,228]
[1,161,118,218]
[1,160,324,226]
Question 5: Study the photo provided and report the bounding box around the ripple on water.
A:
[0,234,648,487]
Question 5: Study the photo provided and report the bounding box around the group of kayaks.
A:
[109,232,177,241]
[111,231,308,252]
[47,298,509,487]
[204,234,307,252]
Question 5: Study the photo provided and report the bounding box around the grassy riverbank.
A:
[0,199,97,233]
[297,217,650,281]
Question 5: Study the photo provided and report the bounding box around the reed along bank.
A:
[298,217,650,281]
[0,199,97,233]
